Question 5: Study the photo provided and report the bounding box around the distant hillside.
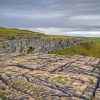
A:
[53,44,100,58]
[0,27,72,40]
[0,27,83,55]
[0,27,99,57]
[0,27,45,40]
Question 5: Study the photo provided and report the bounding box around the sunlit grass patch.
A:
[53,44,100,58]
[51,75,69,85]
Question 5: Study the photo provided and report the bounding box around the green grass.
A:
[88,79,95,85]
[51,75,68,85]
[41,34,71,39]
[0,27,45,40]
[0,27,71,40]
[95,39,100,44]
[53,44,100,58]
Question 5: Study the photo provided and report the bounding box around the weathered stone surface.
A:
[0,53,100,100]
[0,34,82,55]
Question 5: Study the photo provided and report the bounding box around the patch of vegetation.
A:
[20,42,27,54]
[1,27,100,42]
[95,39,100,44]
[13,78,24,86]
[37,96,42,100]
[12,78,40,97]
[0,92,11,100]
[0,27,73,41]
[28,86,41,97]
[51,75,68,85]
[0,27,45,40]
[41,34,71,39]
[27,47,35,54]
[52,44,100,58]
[0,85,3,90]
[0,27,68,39]
[88,79,95,85]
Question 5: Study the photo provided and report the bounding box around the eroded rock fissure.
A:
[0,54,100,100]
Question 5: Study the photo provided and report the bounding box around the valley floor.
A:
[0,53,100,100]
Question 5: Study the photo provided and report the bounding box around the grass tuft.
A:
[53,44,100,58]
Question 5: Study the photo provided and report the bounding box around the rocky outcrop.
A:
[0,34,81,56]
[0,54,100,100]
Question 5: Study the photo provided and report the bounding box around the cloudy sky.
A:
[0,0,100,37]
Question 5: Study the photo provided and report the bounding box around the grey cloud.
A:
[0,0,100,36]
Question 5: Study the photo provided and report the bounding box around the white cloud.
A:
[70,15,100,20]
[65,31,100,37]
[0,0,100,31]
[21,27,100,37]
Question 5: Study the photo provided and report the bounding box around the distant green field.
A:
[95,39,100,44]
[53,44,100,58]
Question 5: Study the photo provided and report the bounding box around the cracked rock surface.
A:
[0,53,100,100]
